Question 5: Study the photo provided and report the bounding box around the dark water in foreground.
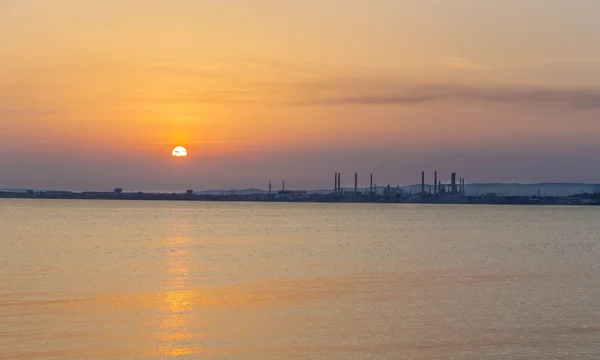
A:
[1,200,600,359]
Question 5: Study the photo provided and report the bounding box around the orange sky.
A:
[2,0,600,190]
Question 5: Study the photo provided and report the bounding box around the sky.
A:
[2,0,600,191]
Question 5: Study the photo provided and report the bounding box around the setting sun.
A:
[172,146,188,158]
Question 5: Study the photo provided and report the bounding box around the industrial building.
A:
[276,190,309,201]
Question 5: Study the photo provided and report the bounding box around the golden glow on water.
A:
[153,236,203,357]
[3,201,600,359]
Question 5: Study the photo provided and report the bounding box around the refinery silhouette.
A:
[2,170,600,206]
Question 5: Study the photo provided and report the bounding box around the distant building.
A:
[114,188,123,195]
[383,186,404,197]
[82,191,117,198]
[41,191,75,198]
[246,193,270,201]
[276,190,308,201]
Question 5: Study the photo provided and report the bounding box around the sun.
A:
[172,146,188,158]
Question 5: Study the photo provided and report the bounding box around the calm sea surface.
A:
[1,200,600,359]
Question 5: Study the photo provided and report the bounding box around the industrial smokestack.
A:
[434,171,437,196]
[451,172,456,194]
[334,173,338,192]
[370,173,373,194]
[421,171,425,195]
[269,180,272,195]
[354,173,358,196]
[282,181,285,191]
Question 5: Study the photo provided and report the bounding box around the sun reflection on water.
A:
[153,236,204,357]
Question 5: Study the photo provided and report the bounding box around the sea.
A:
[1,199,600,359]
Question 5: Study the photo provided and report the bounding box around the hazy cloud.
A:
[528,59,600,68]
[283,79,600,109]
[0,108,64,117]
[151,140,239,144]
[88,80,600,109]
[436,57,490,71]
[4,58,600,109]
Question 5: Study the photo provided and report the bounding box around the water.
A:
[1,200,600,359]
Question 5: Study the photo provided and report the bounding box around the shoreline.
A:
[1,192,598,206]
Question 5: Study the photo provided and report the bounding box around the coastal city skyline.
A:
[2,0,600,191]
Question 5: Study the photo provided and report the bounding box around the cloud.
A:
[0,108,64,117]
[4,57,600,110]
[110,79,600,109]
[436,57,490,71]
[528,59,600,68]
[283,79,600,109]
[151,140,239,144]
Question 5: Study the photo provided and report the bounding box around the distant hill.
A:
[0,188,34,193]
[194,188,269,195]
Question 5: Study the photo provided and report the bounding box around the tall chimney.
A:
[269,180,272,195]
[334,173,338,192]
[370,173,373,194]
[354,173,358,196]
[421,171,425,195]
[282,181,285,191]
[451,172,456,194]
[434,171,438,196]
